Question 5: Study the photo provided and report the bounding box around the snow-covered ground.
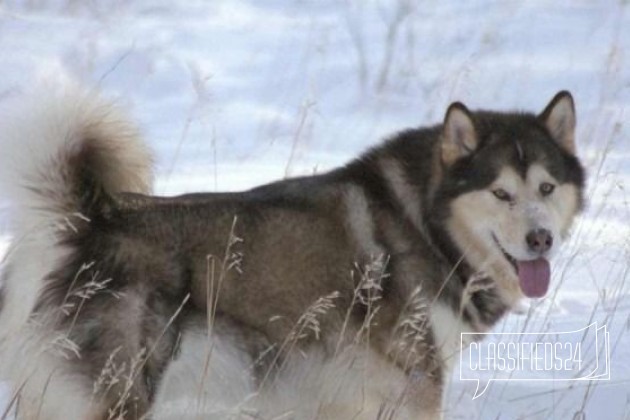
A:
[0,0,628,418]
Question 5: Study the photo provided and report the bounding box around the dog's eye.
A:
[492,188,512,202]
[540,182,555,196]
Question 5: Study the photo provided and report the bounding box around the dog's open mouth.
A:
[492,235,550,298]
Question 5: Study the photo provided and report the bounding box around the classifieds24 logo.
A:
[460,323,610,399]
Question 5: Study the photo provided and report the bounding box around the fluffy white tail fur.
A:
[0,82,153,419]
[0,82,153,236]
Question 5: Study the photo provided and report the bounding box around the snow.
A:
[0,0,629,418]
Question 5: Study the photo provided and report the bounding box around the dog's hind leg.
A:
[151,316,257,420]
[0,238,103,419]
[0,328,104,420]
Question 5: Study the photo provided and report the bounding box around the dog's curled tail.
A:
[0,83,153,235]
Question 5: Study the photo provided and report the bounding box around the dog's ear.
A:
[539,91,576,154]
[441,102,478,166]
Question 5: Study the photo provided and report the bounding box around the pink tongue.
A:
[517,258,550,298]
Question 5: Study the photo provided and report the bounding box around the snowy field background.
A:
[0,0,629,418]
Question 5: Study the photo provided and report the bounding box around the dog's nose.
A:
[526,229,553,254]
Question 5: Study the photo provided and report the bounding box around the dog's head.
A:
[432,92,585,302]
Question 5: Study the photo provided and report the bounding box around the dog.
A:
[0,84,585,419]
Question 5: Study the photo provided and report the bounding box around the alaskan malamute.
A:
[0,84,584,419]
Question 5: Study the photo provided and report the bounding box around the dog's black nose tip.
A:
[526,229,553,254]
